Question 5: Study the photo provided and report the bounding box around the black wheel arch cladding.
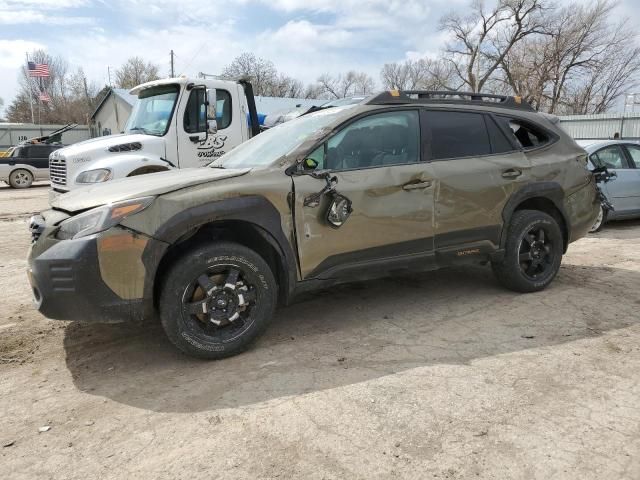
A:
[501,182,569,252]
[141,195,297,310]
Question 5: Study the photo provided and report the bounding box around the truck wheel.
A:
[492,210,563,293]
[159,241,277,359]
[9,169,33,189]
[589,204,607,233]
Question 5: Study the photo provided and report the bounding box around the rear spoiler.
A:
[539,112,560,125]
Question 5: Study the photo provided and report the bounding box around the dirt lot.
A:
[0,183,639,480]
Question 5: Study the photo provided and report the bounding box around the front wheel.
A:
[9,169,33,188]
[492,210,563,293]
[159,241,277,359]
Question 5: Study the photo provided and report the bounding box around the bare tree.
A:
[6,49,101,124]
[499,0,640,113]
[114,57,160,89]
[317,71,376,98]
[441,0,547,92]
[221,53,306,98]
[380,58,455,90]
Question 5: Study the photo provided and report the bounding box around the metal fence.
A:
[558,113,640,140]
[0,123,90,150]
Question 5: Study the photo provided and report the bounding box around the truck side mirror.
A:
[208,119,218,134]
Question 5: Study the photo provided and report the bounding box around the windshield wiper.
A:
[128,126,151,135]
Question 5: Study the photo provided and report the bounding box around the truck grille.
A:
[49,157,67,186]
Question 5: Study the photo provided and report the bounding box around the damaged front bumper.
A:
[27,218,149,323]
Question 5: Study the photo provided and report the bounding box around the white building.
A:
[90,88,137,138]
[558,113,640,140]
[0,123,90,149]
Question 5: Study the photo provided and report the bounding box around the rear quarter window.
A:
[496,116,552,150]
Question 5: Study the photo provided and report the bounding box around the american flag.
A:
[27,61,50,78]
[39,92,51,102]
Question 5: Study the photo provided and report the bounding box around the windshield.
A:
[125,84,179,136]
[212,105,356,169]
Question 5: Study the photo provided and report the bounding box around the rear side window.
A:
[426,110,490,160]
[624,144,640,168]
[497,116,550,149]
[26,147,45,158]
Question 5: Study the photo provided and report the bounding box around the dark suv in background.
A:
[0,143,64,188]
[28,91,599,359]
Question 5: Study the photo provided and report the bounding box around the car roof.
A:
[579,139,640,152]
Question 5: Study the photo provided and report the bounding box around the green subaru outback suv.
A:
[28,91,599,359]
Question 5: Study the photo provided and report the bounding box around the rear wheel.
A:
[9,169,33,188]
[159,241,277,359]
[492,210,563,293]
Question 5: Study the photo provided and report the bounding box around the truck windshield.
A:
[125,85,179,136]
[212,105,356,169]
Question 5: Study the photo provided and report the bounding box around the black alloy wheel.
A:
[182,266,258,342]
[492,209,563,293]
[159,241,277,359]
[517,226,554,281]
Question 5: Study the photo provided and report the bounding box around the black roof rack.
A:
[366,90,535,112]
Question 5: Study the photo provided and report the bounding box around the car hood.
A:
[51,167,250,213]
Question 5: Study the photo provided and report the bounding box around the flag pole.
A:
[25,53,35,124]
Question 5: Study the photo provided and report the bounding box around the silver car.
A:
[580,140,640,231]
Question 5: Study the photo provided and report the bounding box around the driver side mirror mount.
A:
[326,193,353,228]
[206,88,217,134]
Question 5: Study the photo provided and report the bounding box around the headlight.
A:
[76,168,112,184]
[56,196,154,240]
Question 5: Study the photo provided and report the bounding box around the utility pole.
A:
[170,50,175,78]
[25,52,35,124]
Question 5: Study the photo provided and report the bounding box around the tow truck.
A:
[49,77,260,195]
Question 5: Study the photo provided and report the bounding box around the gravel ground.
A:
[0,185,639,479]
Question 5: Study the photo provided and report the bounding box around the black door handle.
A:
[402,180,432,191]
[502,169,522,179]
[189,135,201,143]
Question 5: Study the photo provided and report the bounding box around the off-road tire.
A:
[589,204,607,233]
[159,241,277,360]
[492,210,563,293]
[9,169,33,189]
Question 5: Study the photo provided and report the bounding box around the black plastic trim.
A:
[308,238,433,279]
[28,236,145,323]
[142,195,297,304]
[501,182,569,250]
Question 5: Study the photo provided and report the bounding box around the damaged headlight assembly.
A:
[56,196,154,240]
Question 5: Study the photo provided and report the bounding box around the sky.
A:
[0,0,638,117]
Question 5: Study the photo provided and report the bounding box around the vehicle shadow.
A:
[0,182,49,191]
[63,264,640,413]
[594,218,640,239]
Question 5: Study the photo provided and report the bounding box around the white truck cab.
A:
[49,77,260,195]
